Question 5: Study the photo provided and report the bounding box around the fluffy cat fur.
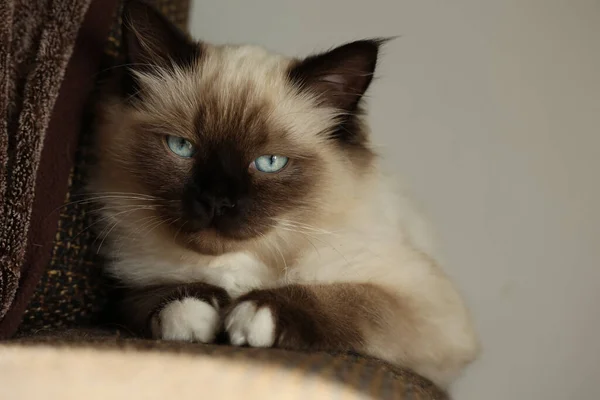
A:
[91,0,479,388]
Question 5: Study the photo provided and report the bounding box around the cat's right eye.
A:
[166,135,196,158]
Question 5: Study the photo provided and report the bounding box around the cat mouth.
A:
[175,214,259,242]
[171,220,262,256]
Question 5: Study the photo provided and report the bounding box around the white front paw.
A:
[225,301,275,347]
[152,297,219,343]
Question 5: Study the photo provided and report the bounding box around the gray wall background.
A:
[189,1,600,398]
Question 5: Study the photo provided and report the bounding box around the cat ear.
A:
[289,39,386,112]
[122,0,200,70]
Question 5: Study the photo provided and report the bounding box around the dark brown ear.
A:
[288,39,385,112]
[122,0,200,70]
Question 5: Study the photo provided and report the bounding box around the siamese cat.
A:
[91,0,479,388]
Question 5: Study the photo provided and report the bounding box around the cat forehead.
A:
[135,45,338,147]
[137,44,291,105]
[206,44,291,80]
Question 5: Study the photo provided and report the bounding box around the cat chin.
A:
[178,228,259,256]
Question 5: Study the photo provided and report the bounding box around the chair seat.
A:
[6,328,448,399]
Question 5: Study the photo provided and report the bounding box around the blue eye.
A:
[166,135,196,158]
[253,155,289,173]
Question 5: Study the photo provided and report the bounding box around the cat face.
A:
[93,1,381,255]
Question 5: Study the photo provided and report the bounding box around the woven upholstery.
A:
[10,329,448,399]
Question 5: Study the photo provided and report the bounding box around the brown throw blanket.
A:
[0,0,118,338]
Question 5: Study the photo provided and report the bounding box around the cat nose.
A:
[195,193,236,218]
[214,196,236,216]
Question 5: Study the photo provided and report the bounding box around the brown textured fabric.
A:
[0,0,92,324]
[0,0,120,339]
[9,329,449,399]
[17,0,191,337]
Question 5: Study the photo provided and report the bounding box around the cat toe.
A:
[225,301,276,348]
[152,297,220,343]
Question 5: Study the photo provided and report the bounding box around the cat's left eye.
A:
[166,135,196,158]
[251,155,289,173]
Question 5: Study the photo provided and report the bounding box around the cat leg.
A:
[224,284,365,350]
[224,283,478,387]
[119,283,230,343]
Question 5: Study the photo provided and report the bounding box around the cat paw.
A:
[225,301,276,347]
[224,287,326,349]
[151,297,220,343]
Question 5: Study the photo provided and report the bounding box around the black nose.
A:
[194,193,236,219]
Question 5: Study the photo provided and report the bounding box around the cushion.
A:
[6,328,449,399]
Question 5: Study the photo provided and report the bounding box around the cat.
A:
[90,0,479,388]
